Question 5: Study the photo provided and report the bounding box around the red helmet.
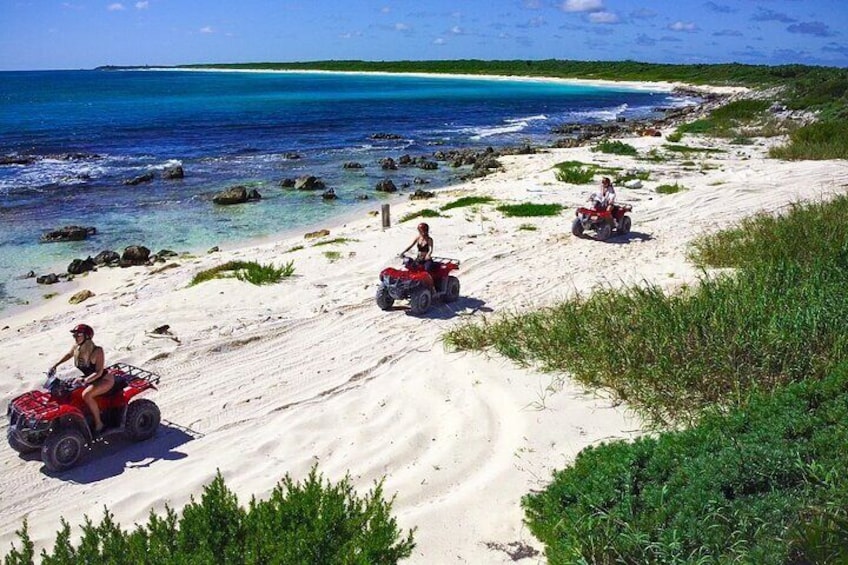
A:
[417,222,429,234]
[70,324,94,339]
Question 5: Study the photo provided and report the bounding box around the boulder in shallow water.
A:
[375,179,397,193]
[40,225,96,243]
[212,185,261,205]
[294,175,326,191]
[123,172,155,186]
[162,164,184,179]
[36,273,59,285]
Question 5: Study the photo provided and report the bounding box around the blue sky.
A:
[1,1,846,70]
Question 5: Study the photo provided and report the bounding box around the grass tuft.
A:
[440,196,495,211]
[655,183,686,194]
[190,260,295,286]
[496,203,563,217]
[592,140,638,156]
[400,209,442,222]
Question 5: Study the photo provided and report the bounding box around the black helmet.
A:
[70,323,94,339]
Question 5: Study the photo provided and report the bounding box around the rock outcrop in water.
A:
[212,186,262,205]
[40,226,97,243]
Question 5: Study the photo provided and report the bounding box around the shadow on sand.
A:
[31,421,202,483]
[405,296,493,320]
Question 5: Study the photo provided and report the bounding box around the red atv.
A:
[572,202,632,241]
[376,255,461,315]
[6,363,161,472]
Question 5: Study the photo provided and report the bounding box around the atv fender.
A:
[50,413,93,443]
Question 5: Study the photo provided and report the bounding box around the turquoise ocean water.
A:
[0,69,689,309]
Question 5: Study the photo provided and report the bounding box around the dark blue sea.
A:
[0,69,690,308]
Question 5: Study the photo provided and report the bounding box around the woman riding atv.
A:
[50,324,112,434]
[400,222,434,271]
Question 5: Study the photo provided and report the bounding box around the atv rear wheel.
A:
[409,287,432,315]
[445,276,460,303]
[42,428,86,472]
[125,399,161,441]
[596,223,612,241]
[617,215,631,235]
[7,429,38,455]
[571,218,584,237]
[375,285,394,311]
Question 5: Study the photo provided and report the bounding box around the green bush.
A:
[496,203,563,217]
[655,183,685,194]
[399,209,441,222]
[440,195,494,211]
[591,140,638,156]
[769,121,848,160]
[665,131,683,142]
[523,364,848,564]
[663,144,724,154]
[553,161,596,184]
[4,468,415,565]
[190,261,295,286]
[312,237,358,247]
[445,196,848,426]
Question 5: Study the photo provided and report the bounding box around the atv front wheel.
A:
[125,399,161,441]
[596,223,612,241]
[375,285,394,311]
[7,429,38,455]
[617,215,632,235]
[571,218,584,237]
[42,428,86,472]
[409,287,432,315]
[445,276,460,303]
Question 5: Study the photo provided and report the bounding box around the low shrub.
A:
[190,260,295,286]
[323,251,342,262]
[518,223,538,231]
[523,364,848,564]
[553,161,596,184]
[312,237,358,247]
[4,467,415,565]
[496,203,563,217]
[400,209,441,222]
[440,195,495,211]
[591,140,638,156]
[665,131,683,142]
[664,144,724,154]
[656,183,685,194]
[769,121,848,160]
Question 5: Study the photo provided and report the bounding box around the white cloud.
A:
[394,22,409,31]
[562,0,603,12]
[135,1,148,8]
[107,3,125,11]
[589,11,619,24]
[381,6,391,14]
[434,38,446,45]
[669,21,697,32]
[450,25,463,34]
[200,26,214,34]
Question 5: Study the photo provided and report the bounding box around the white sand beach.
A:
[1,114,847,562]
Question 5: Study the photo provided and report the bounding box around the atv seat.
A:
[104,371,129,397]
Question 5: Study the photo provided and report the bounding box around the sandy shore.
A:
[1,119,847,562]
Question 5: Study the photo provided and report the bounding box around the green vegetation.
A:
[553,161,597,184]
[769,121,848,160]
[323,251,342,262]
[614,170,650,184]
[523,366,848,564]
[42,293,58,300]
[518,223,538,231]
[591,140,638,156]
[655,183,685,194]
[400,208,442,222]
[189,260,295,286]
[311,237,358,247]
[440,195,495,211]
[445,195,848,560]
[677,99,773,137]
[665,131,683,142]
[285,245,304,253]
[4,468,415,565]
[496,203,563,217]
[663,143,724,154]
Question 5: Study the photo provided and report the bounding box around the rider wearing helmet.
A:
[400,222,434,271]
[50,324,113,433]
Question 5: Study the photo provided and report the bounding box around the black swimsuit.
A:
[417,239,430,258]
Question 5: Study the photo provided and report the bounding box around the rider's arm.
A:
[51,348,74,371]
[83,347,105,385]
[400,238,415,256]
